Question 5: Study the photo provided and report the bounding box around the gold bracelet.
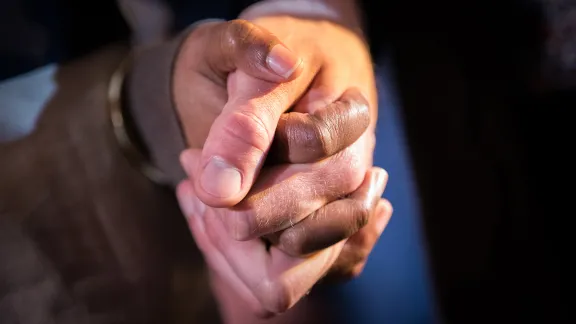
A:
[107,53,170,185]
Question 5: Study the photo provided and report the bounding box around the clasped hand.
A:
[171,18,392,316]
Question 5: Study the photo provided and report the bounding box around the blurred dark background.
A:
[2,0,574,322]
[330,0,573,323]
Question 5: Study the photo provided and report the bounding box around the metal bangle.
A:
[107,53,170,185]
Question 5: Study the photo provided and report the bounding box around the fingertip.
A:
[375,199,393,234]
[194,155,246,208]
[176,179,193,200]
[275,87,371,164]
[350,168,382,199]
[372,166,388,177]
[180,149,202,178]
[348,262,367,279]
[372,167,389,190]
[179,150,244,209]
[381,199,393,216]
[339,87,371,127]
[176,180,200,216]
[379,198,392,212]
[181,147,245,207]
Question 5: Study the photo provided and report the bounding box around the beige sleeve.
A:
[125,31,190,187]
[125,20,221,186]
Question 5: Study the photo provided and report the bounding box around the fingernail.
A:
[267,44,302,79]
[200,156,242,198]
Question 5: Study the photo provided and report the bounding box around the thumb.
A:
[184,21,309,208]
[194,19,303,82]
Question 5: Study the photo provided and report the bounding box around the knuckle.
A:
[221,110,271,154]
[346,93,371,124]
[223,209,253,241]
[257,278,294,314]
[222,19,271,68]
[262,89,288,114]
[307,89,371,159]
[222,19,257,52]
[335,150,366,193]
[320,149,366,197]
[279,228,306,256]
[309,117,334,157]
[353,201,371,232]
[203,215,226,250]
[384,201,394,217]
[352,230,373,251]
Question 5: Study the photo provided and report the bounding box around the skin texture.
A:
[177,168,391,315]
[171,17,389,318]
